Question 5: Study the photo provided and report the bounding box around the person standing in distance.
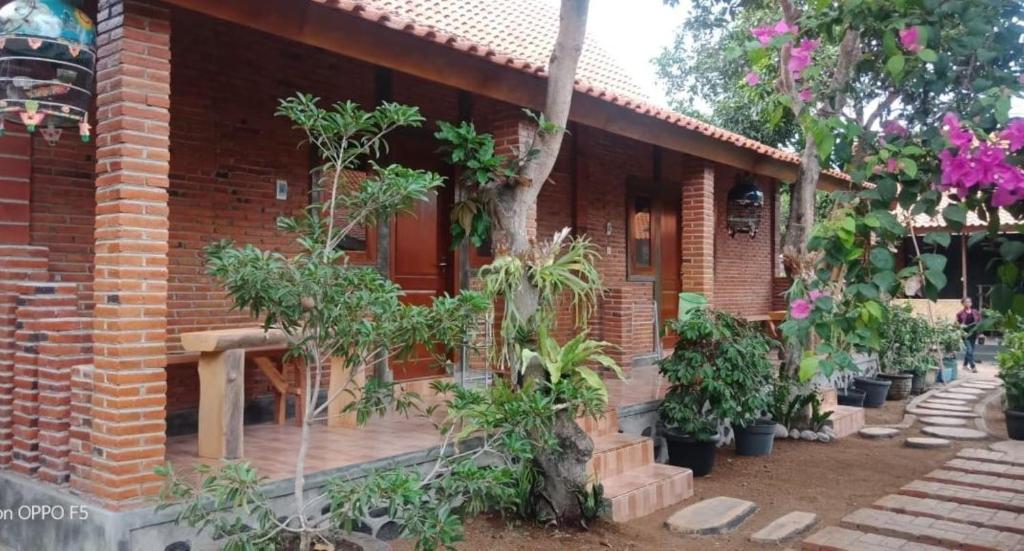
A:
[956,297,982,373]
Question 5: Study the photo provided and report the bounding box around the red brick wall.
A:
[0,130,32,245]
[712,166,777,317]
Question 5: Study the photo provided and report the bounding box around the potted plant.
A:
[876,304,932,400]
[932,320,964,383]
[996,331,1024,440]
[659,297,777,470]
[837,384,866,407]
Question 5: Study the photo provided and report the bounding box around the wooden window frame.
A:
[627,182,659,281]
[309,167,377,265]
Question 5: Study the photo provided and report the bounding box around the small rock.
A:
[822,426,836,437]
[800,430,817,441]
[816,432,831,443]
[789,429,800,439]
[774,424,790,439]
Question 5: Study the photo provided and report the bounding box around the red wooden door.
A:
[388,131,453,381]
[657,193,681,351]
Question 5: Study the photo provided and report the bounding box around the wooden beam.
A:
[180,327,288,352]
[197,348,245,460]
[161,0,844,188]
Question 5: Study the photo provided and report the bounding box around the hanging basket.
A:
[0,0,96,142]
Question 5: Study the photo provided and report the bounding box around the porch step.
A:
[578,409,619,438]
[840,507,1024,550]
[873,494,1024,536]
[899,480,1024,513]
[825,405,865,439]
[801,525,946,550]
[588,432,654,480]
[602,462,693,523]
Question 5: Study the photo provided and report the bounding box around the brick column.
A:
[91,0,171,505]
[0,130,32,245]
[680,161,715,302]
[485,102,538,243]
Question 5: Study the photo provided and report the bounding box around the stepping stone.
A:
[962,383,1000,390]
[803,526,946,551]
[859,427,900,439]
[925,468,1024,493]
[908,408,980,418]
[665,496,757,535]
[945,458,1024,481]
[906,437,952,449]
[960,448,1024,468]
[919,416,968,426]
[750,511,817,544]
[874,493,1024,535]
[841,507,1024,549]
[926,398,971,406]
[921,426,989,440]
[949,387,986,395]
[991,441,1024,455]
[901,480,1024,513]
[919,402,973,412]
[935,392,980,400]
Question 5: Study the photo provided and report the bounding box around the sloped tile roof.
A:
[903,195,1021,230]
[315,0,849,180]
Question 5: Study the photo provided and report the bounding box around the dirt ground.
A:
[394,387,1008,551]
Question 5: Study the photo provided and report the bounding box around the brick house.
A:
[0,0,846,547]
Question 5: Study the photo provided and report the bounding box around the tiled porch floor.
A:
[165,366,666,482]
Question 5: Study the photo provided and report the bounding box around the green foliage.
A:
[996,331,1024,410]
[931,319,964,358]
[659,306,777,439]
[520,330,622,409]
[877,303,935,375]
[767,379,814,430]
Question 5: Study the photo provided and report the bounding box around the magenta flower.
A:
[973,143,1006,183]
[992,166,1024,206]
[744,71,761,86]
[885,158,899,173]
[790,299,812,320]
[1000,119,1024,152]
[750,19,799,46]
[942,112,974,150]
[808,289,826,302]
[788,38,819,78]
[798,88,813,102]
[939,149,971,188]
[881,120,909,138]
[899,26,923,53]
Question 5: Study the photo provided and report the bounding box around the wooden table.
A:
[179,327,365,461]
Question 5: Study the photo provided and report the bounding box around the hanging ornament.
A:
[0,0,96,145]
[0,118,6,137]
[40,122,61,145]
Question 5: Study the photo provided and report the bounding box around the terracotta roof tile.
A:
[313,0,850,181]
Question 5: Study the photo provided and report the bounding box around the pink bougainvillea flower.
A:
[899,26,923,53]
[942,112,974,150]
[882,120,909,138]
[992,165,1024,206]
[790,299,812,320]
[1000,118,1024,152]
[744,71,761,86]
[973,142,1006,183]
[939,149,970,188]
[798,88,813,102]
[750,19,799,45]
[885,158,900,173]
[787,38,820,78]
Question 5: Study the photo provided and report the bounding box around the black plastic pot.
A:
[1007,409,1024,441]
[853,376,892,408]
[664,428,719,477]
[877,372,913,401]
[734,419,776,457]
[837,387,866,407]
[909,371,927,395]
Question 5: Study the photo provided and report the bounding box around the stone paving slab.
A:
[905,437,951,449]
[907,408,980,418]
[924,469,1024,494]
[923,398,971,406]
[945,458,1024,481]
[900,480,1024,513]
[948,387,987,395]
[990,441,1024,455]
[960,448,1024,468]
[873,494,1024,536]
[921,426,989,440]
[918,416,968,426]
[840,507,1024,550]
[935,391,982,400]
[917,402,973,412]
[801,525,946,550]
[859,427,900,439]
[751,511,818,544]
[665,496,758,535]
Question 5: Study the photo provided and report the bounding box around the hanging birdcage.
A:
[726,176,764,239]
[0,0,95,144]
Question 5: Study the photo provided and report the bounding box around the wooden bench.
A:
[179,327,364,460]
[744,310,787,339]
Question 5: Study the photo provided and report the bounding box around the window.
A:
[311,168,376,263]
[628,193,656,279]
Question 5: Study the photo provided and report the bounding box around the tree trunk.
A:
[781,136,821,377]
[530,407,595,524]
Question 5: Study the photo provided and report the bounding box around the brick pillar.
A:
[91,0,171,505]
[0,247,48,468]
[486,102,538,243]
[0,129,32,245]
[69,363,94,493]
[680,162,715,302]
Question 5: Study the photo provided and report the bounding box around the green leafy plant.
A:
[659,305,777,440]
[808,396,833,432]
[997,331,1024,411]
[767,378,815,430]
[877,303,934,375]
[931,319,964,359]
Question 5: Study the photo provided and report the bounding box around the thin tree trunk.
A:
[781,136,821,377]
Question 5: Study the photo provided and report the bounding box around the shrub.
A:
[997,331,1024,411]
[658,305,776,440]
[878,304,933,375]
[931,319,964,359]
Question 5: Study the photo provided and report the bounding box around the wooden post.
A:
[197,349,245,460]
[326,357,364,428]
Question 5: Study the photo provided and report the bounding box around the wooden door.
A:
[657,193,681,351]
[388,131,453,381]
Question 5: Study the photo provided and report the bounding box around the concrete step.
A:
[873,494,1024,536]
[944,458,1024,481]
[826,405,865,439]
[578,408,619,438]
[959,448,1024,468]
[923,469,1024,494]
[801,525,946,550]
[588,432,654,480]
[602,462,693,523]
[840,507,1023,550]
[900,480,1024,513]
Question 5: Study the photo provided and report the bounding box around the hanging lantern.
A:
[0,0,95,143]
[726,176,764,239]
